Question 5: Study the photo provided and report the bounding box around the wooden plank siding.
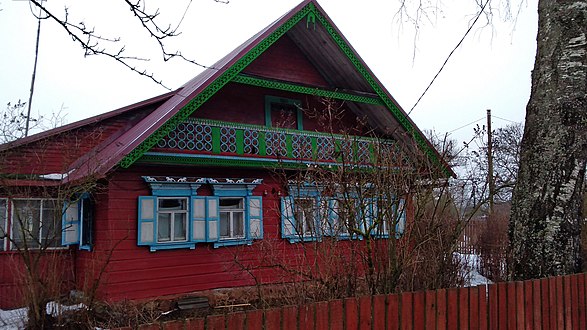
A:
[108,273,587,330]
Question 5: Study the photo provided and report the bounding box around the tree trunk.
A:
[509,0,587,280]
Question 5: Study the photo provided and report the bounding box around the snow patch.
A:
[0,302,86,329]
[456,252,492,287]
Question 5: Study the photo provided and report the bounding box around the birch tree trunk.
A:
[509,0,587,280]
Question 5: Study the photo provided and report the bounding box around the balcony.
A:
[142,118,397,168]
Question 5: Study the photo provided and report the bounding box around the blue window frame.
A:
[138,177,263,251]
[62,194,94,250]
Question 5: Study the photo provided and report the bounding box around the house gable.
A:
[64,0,452,182]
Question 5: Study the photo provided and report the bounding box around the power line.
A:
[492,115,520,124]
[448,116,485,133]
[408,0,491,115]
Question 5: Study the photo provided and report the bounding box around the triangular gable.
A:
[65,0,453,182]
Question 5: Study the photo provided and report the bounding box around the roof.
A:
[4,0,454,182]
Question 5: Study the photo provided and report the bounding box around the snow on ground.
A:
[456,252,493,287]
[0,302,86,329]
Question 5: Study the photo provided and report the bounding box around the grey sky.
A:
[0,0,537,144]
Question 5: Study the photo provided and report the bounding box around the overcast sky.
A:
[0,0,538,144]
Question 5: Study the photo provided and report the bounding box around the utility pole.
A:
[25,0,44,137]
[487,109,494,215]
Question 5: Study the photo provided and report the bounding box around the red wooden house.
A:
[0,0,452,308]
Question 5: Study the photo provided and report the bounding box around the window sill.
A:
[214,239,252,248]
[148,242,196,252]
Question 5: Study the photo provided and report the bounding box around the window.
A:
[138,177,263,251]
[219,198,245,240]
[157,198,188,242]
[294,198,316,236]
[265,96,303,130]
[62,194,94,250]
[12,199,60,249]
[0,199,6,251]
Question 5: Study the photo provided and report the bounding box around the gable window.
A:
[138,177,263,251]
[157,198,188,242]
[12,199,60,249]
[265,96,303,130]
[220,198,245,240]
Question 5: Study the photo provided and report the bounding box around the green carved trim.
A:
[234,75,385,106]
[312,10,450,176]
[119,3,315,168]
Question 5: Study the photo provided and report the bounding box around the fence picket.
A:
[425,290,436,330]
[345,297,359,330]
[413,291,425,330]
[436,289,447,330]
[373,295,386,330]
[478,285,488,330]
[540,278,550,330]
[387,294,400,330]
[401,292,413,330]
[459,286,469,330]
[359,296,372,330]
[447,288,459,330]
[515,282,525,330]
[470,286,479,330]
[329,300,343,330]
[498,282,507,330]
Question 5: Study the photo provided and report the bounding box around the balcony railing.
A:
[152,118,396,166]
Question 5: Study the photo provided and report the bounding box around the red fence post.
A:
[532,279,542,330]
[315,302,329,330]
[564,275,572,329]
[556,276,564,329]
[571,275,579,330]
[265,308,281,330]
[497,282,507,330]
[345,297,359,330]
[373,294,386,330]
[207,314,226,330]
[470,285,479,330]
[387,293,400,330]
[507,281,517,330]
[329,299,344,330]
[413,291,425,330]
[436,289,447,330]
[478,285,488,330]
[246,310,264,330]
[400,291,413,330]
[282,306,298,330]
[425,290,436,330]
[579,274,586,330]
[358,296,372,330]
[299,304,315,330]
[523,280,533,330]
[226,312,246,330]
[549,277,557,330]
[488,283,498,330]
[459,286,469,330]
[447,288,458,330]
[540,278,550,330]
[515,282,525,330]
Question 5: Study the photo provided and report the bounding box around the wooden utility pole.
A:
[487,109,494,215]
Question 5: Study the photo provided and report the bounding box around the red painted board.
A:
[571,275,579,330]
[373,295,386,330]
[247,310,264,330]
[329,300,344,330]
[564,275,572,330]
[425,290,436,330]
[226,312,245,330]
[508,282,518,330]
[540,278,550,330]
[316,302,329,330]
[185,317,205,330]
[359,296,372,330]
[470,286,479,330]
[265,308,281,330]
[459,287,469,330]
[345,298,359,330]
[533,280,542,330]
[413,291,425,330]
[488,284,498,330]
[299,304,315,330]
[556,276,564,330]
[498,282,507,330]
[282,306,298,330]
[549,277,557,330]
[387,294,400,330]
[206,314,225,330]
[447,288,458,330]
[437,289,447,330]
[478,285,488,330]
[401,292,413,330]
[516,282,525,330]
[524,280,533,330]
[577,274,587,329]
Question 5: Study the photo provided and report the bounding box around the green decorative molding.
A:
[119,3,315,168]
[233,75,385,106]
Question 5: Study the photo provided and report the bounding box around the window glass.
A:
[41,200,60,247]
[294,198,315,236]
[219,198,245,240]
[157,198,187,242]
[271,103,298,130]
[12,199,61,249]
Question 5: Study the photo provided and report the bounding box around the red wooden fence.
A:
[116,273,587,329]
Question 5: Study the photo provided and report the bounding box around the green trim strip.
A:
[234,75,385,106]
[119,3,315,168]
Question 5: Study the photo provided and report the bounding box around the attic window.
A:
[265,96,303,130]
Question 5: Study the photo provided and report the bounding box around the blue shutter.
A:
[190,196,207,242]
[281,196,298,242]
[247,196,263,239]
[137,196,156,246]
[206,196,220,242]
[62,200,80,246]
